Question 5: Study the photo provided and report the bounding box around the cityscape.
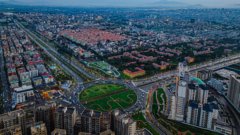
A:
[0,1,240,135]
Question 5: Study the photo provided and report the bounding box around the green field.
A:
[88,61,120,77]
[152,88,166,116]
[79,84,137,112]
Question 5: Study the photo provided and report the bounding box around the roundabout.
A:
[79,84,137,112]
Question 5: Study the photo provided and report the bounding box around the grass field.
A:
[88,61,120,77]
[79,84,137,112]
[152,88,166,116]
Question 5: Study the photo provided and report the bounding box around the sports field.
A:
[79,84,137,112]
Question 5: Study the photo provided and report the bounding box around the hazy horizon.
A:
[0,0,240,8]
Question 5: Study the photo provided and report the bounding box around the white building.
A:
[12,85,34,108]
[198,85,209,105]
[228,75,240,112]
[186,101,199,126]
[198,104,214,129]
[175,80,187,121]
[168,96,176,120]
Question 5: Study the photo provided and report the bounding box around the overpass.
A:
[133,54,240,87]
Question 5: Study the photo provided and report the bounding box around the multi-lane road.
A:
[0,46,12,112]
[16,20,96,81]
[133,54,240,87]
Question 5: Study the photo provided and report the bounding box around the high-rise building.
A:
[121,117,136,135]
[0,110,25,135]
[30,122,48,135]
[112,110,136,135]
[198,104,214,129]
[51,128,67,135]
[80,110,111,135]
[54,107,76,135]
[198,85,209,105]
[175,80,187,121]
[35,102,56,134]
[170,62,189,121]
[168,95,176,120]
[0,125,22,135]
[228,75,240,112]
[178,62,189,81]
[74,118,81,135]
[188,83,197,101]
[197,69,213,81]
[186,100,199,126]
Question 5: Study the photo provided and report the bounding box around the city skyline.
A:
[0,0,240,8]
[0,4,240,135]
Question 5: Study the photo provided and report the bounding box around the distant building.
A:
[197,69,212,81]
[123,67,146,78]
[228,75,240,112]
[32,76,44,88]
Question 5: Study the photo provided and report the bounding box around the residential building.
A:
[197,69,213,81]
[175,80,187,121]
[112,110,136,135]
[54,107,76,135]
[123,67,146,78]
[198,104,214,129]
[0,110,26,135]
[186,100,199,126]
[51,129,67,135]
[198,85,209,105]
[80,110,111,134]
[228,75,240,112]
[35,103,56,134]
[30,122,48,135]
[12,85,34,107]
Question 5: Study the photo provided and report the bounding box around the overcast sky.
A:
[1,0,239,7]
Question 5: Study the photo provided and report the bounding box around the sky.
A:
[0,0,240,8]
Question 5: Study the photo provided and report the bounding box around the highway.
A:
[15,20,96,81]
[133,54,240,87]
[0,46,12,112]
